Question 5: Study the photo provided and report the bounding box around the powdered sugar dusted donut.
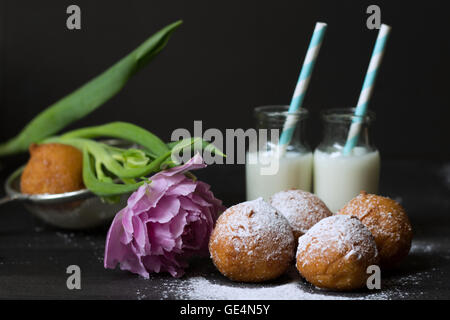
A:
[209,198,295,282]
[338,191,412,268]
[296,215,379,291]
[270,189,332,239]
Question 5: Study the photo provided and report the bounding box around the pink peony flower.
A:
[104,154,225,278]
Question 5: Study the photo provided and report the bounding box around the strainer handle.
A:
[0,195,19,206]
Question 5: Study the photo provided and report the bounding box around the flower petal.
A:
[147,222,176,254]
[104,209,149,278]
[169,209,188,239]
[104,208,127,269]
[166,178,197,196]
[151,153,206,179]
[146,196,180,223]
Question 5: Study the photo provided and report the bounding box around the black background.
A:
[1,1,450,301]
[0,0,449,194]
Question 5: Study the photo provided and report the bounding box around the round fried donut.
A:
[296,215,379,291]
[209,198,295,282]
[338,191,412,268]
[21,143,84,195]
[270,189,332,239]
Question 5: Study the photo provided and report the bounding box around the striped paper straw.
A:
[278,22,327,156]
[342,24,391,155]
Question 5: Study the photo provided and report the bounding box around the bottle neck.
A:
[254,106,310,153]
[318,119,375,152]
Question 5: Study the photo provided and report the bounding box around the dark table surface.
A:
[0,159,449,300]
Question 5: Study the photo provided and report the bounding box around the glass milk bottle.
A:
[313,108,380,212]
[246,106,313,201]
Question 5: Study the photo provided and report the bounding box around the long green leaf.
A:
[0,20,182,157]
[60,122,169,157]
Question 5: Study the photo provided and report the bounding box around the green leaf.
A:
[82,149,145,197]
[60,122,169,158]
[117,149,149,168]
[168,138,226,159]
[0,20,182,157]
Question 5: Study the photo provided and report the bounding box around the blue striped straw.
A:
[278,22,327,155]
[343,24,391,155]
